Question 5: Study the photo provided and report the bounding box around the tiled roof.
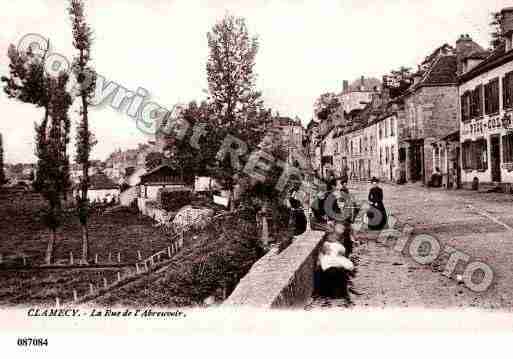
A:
[421,55,458,85]
[458,46,513,83]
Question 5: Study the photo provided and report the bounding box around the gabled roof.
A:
[421,55,458,85]
[139,164,185,185]
[458,46,513,83]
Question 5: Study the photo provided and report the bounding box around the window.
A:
[503,72,513,110]
[463,139,488,170]
[391,145,395,164]
[390,117,395,136]
[503,133,513,163]
[462,141,472,169]
[470,85,483,119]
[385,146,390,164]
[384,120,388,138]
[485,79,500,115]
[379,147,383,165]
[474,138,488,171]
[378,123,383,139]
[399,148,406,163]
[461,91,471,123]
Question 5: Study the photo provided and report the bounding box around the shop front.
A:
[460,112,513,191]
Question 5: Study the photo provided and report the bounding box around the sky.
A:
[0,0,511,164]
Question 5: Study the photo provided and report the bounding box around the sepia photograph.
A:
[1,0,513,353]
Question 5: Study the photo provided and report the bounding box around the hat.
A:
[370,177,379,183]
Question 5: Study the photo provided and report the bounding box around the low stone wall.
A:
[224,230,324,309]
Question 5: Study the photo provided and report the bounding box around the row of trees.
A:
[2,8,295,264]
[2,0,96,264]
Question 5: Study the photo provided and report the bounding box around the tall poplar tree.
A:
[69,0,97,264]
[2,42,72,263]
[34,73,72,264]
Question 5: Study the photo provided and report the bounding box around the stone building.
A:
[104,143,152,181]
[338,76,381,113]
[398,43,463,184]
[458,8,513,191]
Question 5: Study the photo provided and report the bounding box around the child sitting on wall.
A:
[316,231,355,300]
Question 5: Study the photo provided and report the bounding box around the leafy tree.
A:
[69,0,97,264]
[206,15,262,130]
[3,37,72,264]
[490,12,505,50]
[314,93,341,121]
[145,151,165,171]
[33,72,73,264]
[384,66,413,99]
[0,133,5,186]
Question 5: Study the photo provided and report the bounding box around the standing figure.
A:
[367,177,387,230]
[288,193,307,237]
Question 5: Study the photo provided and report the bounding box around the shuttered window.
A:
[462,141,472,169]
[503,133,513,163]
[485,78,500,115]
[503,72,513,110]
[470,85,483,119]
[461,91,471,123]
[473,138,488,171]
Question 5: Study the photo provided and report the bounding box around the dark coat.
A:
[367,186,387,230]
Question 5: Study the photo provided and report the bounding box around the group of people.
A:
[309,176,387,303]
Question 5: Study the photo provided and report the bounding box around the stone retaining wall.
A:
[224,230,324,308]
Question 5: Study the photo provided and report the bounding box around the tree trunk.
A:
[80,223,88,264]
[45,229,56,265]
[79,74,90,265]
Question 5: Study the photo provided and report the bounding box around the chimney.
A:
[456,34,472,74]
[500,7,513,51]
[342,80,349,93]
[360,75,365,91]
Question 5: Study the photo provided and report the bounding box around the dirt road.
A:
[308,183,513,310]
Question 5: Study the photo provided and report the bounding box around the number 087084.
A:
[17,338,48,346]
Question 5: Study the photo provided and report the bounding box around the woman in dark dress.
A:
[288,196,307,236]
[367,177,387,230]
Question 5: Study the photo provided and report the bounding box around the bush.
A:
[159,189,191,212]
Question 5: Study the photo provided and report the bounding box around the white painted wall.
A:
[376,115,400,181]
[459,59,513,184]
[87,188,119,203]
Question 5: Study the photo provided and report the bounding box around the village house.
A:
[398,43,464,185]
[77,172,119,203]
[104,143,153,182]
[69,160,104,184]
[339,76,381,113]
[458,8,513,192]
[375,112,401,182]
[136,164,193,214]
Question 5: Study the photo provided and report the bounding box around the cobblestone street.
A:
[308,183,513,310]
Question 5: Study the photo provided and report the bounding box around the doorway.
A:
[490,135,501,183]
[408,140,424,182]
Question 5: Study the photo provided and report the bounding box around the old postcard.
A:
[1,0,513,354]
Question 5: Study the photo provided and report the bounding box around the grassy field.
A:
[0,190,174,306]
[0,191,173,265]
